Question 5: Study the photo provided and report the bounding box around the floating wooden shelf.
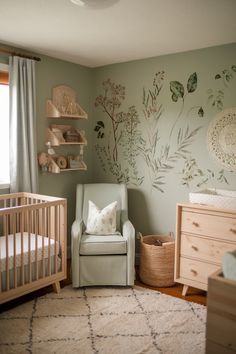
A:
[60,166,87,172]
[38,153,87,174]
[46,124,87,147]
[46,85,88,119]
[47,100,88,119]
[52,159,87,173]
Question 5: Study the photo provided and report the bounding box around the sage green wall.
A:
[91,43,236,236]
[0,47,94,247]
[36,55,93,242]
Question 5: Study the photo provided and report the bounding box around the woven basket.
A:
[139,233,175,287]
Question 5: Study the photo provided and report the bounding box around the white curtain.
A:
[9,56,38,193]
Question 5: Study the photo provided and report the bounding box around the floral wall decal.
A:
[207,64,236,111]
[94,121,105,139]
[94,79,143,185]
[138,71,204,192]
[215,65,236,86]
[207,89,224,111]
[169,72,204,137]
[181,157,229,188]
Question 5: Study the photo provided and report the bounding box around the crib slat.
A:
[15,198,19,232]
[28,210,32,284]
[47,207,51,276]
[21,211,24,286]
[35,209,39,281]
[5,215,9,291]
[13,213,17,288]
[54,205,58,274]
[59,204,61,257]
[42,207,45,278]
[60,204,66,275]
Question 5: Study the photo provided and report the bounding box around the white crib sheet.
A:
[0,233,60,272]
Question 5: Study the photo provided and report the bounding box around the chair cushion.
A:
[79,234,127,255]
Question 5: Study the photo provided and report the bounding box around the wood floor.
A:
[0,262,207,312]
[135,279,207,306]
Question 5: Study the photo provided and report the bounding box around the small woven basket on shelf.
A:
[139,233,175,287]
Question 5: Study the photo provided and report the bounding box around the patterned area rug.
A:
[0,285,206,354]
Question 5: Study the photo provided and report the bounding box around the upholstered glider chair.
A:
[71,183,135,287]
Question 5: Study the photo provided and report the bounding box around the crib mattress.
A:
[0,233,60,272]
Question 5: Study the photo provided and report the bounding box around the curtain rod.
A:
[0,47,41,62]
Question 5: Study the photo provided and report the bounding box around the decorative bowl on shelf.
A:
[189,188,236,210]
[63,129,80,142]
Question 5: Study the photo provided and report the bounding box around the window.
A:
[0,63,9,188]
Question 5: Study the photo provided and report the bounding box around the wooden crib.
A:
[0,192,67,304]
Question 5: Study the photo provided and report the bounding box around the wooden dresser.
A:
[175,203,236,295]
[206,269,236,353]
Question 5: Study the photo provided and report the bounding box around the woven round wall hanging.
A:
[57,156,67,169]
[207,107,236,171]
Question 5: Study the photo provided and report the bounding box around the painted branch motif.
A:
[94,79,143,185]
[181,157,229,188]
[139,71,204,192]
[169,72,204,137]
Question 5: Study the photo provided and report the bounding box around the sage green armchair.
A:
[71,183,135,287]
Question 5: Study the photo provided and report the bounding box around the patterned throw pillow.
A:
[85,200,118,235]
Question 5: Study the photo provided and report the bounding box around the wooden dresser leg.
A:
[182,284,188,296]
[53,281,60,294]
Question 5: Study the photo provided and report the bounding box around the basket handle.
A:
[169,231,174,240]
[137,232,143,243]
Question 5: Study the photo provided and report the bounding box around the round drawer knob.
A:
[191,245,198,251]
[192,222,199,227]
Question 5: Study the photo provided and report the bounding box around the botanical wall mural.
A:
[94,64,235,193]
[94,79,143,185]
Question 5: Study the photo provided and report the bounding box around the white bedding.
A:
[0,232,60,272]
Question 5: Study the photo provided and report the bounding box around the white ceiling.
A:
[0,0,236,68]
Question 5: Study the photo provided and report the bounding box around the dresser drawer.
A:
[181,211,236,242]
[180,257,219,284]
[180,234,236,264]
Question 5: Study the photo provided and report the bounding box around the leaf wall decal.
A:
[198,107,204,117]
[172,93,178,102]
[187,72,197,93]
[170,81,184,101]
[97,121,105,128]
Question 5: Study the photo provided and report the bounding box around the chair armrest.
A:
[71,219,83,252]
[122,219,135,286]
[71,219,83,239]
[71,219,83,287]
[122,219,135,239]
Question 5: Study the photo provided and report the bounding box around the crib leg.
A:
[53,281,60,294]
